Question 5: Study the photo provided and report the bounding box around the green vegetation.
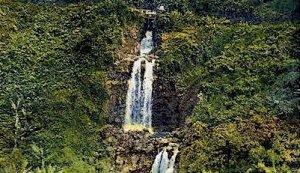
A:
[156,1,299,172]
[157,0,299,21]
[0,0,141,172]
[0,0,299,172]
[160,22,299,122]
[180,116,300,172]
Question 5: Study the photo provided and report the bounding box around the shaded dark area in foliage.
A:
[155,0,300,22]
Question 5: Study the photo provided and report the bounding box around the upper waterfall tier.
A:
[140,31,154,56]
[124,31,155,131]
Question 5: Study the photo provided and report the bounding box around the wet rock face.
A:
[151,68,199,132]
[106,62,131,127]
[152,75,181,131]
[101,125,181,173]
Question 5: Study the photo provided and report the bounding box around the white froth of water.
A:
[140,31,154,56]
[142,59,155,127]
[151,148,179,173]
[124,31,154,130]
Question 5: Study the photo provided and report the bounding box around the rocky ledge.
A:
[100,125,182,173]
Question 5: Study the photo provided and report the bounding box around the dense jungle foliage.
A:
[0,0,299,172]
[155,0,300,172]
[0,0,142,172]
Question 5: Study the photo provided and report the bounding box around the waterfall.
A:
[125,58,143,124]
[140,31,154,56]
[142,59,154,127]
[124,31,154,130]
[151,148,179,173]
[151,151,163,173]
[166,148,179,173]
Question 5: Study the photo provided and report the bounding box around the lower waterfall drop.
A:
[151,147,179,173]
[124,31,154,131]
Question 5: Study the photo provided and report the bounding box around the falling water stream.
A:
[124,31,155,129]
[123,16,178,173]
[151,147,179,173]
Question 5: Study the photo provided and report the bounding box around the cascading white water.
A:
[151,148,179,173]
[124,31,154,129]
[140,31,154,56]
[142,59,155,127]
[166,148,179,173]
[125,58,143,124]
[151,151,163,173]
